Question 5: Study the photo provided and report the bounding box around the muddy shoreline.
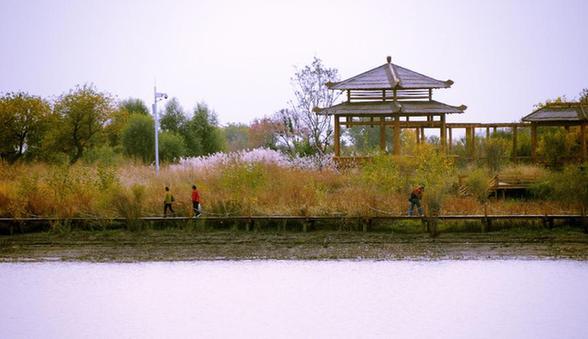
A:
[1,228,588,262]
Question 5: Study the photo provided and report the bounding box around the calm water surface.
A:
[1,260,587,339]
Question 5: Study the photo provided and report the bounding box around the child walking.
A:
[163,186,175,217]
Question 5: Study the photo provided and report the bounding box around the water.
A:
[1,260,587,339]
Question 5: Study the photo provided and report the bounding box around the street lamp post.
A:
[153,86,168,175]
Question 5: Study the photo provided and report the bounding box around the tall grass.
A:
[0,150,580,218]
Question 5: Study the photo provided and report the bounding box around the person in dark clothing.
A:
[408,185,424,216]
[191,184,201,217]
[163,186,175,217]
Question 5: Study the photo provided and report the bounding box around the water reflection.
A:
[1,260,587,339]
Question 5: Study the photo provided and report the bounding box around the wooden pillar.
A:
[440,114,447,153]
[379,117,386,152]
[493,127,497,134]
[472,128,476,157]
[511,125,518,161]
[580,123,587,161]
[334,115,340,157]
[486,127,490,139]
[465,128,470,157]
[448,128,453,151]
[531,124,537,162]
[420,128,425,143]
[393,115,401,155]
[416,128,420,144]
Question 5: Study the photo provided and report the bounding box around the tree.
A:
[248,117,279,149]
[188,102,224,155]
[287,57,340,154]
[119,98,149,115]
[122,114,155,163]
[223,123,250,152]
[272,108,304,154]
[580,88,588,104]
[160,98,187,134]
[106,98,149,148]
[159,131,187,163]
[346,126,381,154]
[53,85,114,164]
[0,92,52,162]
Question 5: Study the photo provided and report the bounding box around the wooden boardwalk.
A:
[1,214,586,234]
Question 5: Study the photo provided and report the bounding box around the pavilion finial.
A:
[386,56,392,64]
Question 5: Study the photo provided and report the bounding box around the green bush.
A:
[465,167,492,204]
[159,131,187,163]
[122,114,155,163]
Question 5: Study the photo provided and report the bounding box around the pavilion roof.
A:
[522,103,588,122]
[315,100,466,116]
[327,57,454,90]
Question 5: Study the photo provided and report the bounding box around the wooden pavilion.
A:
[522,102,587,161]
[315,56,467,160]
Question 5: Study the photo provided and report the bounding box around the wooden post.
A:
[416,128,420,144]
[440,114,447,153]
[420,127,425,143]
[393,115,401,155]
[486,127,490,139]
[466,127,472,158]
[531,124,537,162]
[581,123,586,162]
[346,90,350,103]
[471,128,476,158]
[448,128,453,151]
[511,125,518,161]
[334,115,340,157]
[379,117,386,152]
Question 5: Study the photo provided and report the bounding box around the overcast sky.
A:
[1,0,586,125]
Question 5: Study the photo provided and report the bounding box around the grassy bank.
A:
[2,225,588,262]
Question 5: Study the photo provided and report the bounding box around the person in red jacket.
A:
[191,184,201,217]
[408,185,424,216]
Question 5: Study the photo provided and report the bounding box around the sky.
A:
[1,0,586,125]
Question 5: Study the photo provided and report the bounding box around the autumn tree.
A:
[285,57,340,155]
[0,92,52,162]
[52,85,115,164]
[248,117,279,149]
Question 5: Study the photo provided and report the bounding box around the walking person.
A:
[408,184,424,216]
[191,184,201,217]
[163,186,175,217]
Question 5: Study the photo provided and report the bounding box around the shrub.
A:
[484,137,510,173]
[159,131,187,163]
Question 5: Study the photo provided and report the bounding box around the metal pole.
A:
[153,86,160,175]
